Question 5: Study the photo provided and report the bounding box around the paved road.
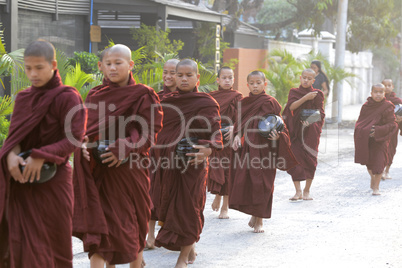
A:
[73,126,402,267]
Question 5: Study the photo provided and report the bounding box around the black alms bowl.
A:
[394,104,402,116]
[176,137,199,161]
[258,114,284,138]
[18,150,57,183]
[300,109,321,124]
[92,140,129,166]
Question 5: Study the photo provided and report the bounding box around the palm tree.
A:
[262,49,304,106]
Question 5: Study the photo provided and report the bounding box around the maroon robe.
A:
[153,88,222,251]
[72,74,163,264]
[157,84,175,99]
[385,92,402,166]
[229,92,297,218]
[354,97,397,174]
[207,87,243,195]
[0,70,86,267]
[282,86,325,181]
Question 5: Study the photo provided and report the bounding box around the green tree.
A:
[131,24,184,60]
[68,51,99,74]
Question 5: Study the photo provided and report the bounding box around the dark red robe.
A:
[282,86,325,181]
[354,97,397,174]
[149,85,174,221]
[385,92,402,166]
[0,70,86,267]
[207,87,243,195]
[229,92,297,218]
[153,88,222,251]
[157,84,175,99]
[72,74,163,264]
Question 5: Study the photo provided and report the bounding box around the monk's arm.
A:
[109,93,163,158]
[196,105,223,151]
[30,91,87,164]
[374,107,398,142]
[289,92,317,111]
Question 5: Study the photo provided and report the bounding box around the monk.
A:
[230,71,297,233]
[282,68,325,201]
[208,66,243,219]
[157,59,180,98]
[146,58,180,249]
[153,59,222,268]
[382,79,402,180]
[0,40,86,267]
[354,84,398,195]
[73,44,163,268]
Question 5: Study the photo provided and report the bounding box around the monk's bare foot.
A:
[302,191,313,200]
[383,173,392,180]
[372,189,381,195]
[218,208,229,219]
[142,257,146,267]
[145,238,155,249]
[289,191,303,201]
[248,215,256,228]
[188,244,197,264]
[211,195,221,212]
[253,217,264,233]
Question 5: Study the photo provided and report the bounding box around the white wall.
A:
[266,38,373,106]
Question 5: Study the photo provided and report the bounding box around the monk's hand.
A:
[101,149,123,168]
[303,91,318,101]
[369,126,375,137]
[268,130,280,141]
[22,156,45,183]
[301,120,310,127]
[232,135,242,151]
[81,136,90,161]
[7,151,25,183]
[187,145,212,166]
[224,126,234,141]
[396,115,402,123]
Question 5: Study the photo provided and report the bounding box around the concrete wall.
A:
[223,48,268,96]
[16,9,88,56]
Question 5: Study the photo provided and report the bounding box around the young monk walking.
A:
[282,68,325,201]
[354,84,398,195]
[382,79,402,180]
[153,59,223,267]
[0,40,87,267]
[208,67,243,219]
[73,44,163,268]
[146,58,180,249]
[230,71,297,233]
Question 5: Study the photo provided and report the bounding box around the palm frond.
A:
[56,49,73,82]
[64,63,94,91]
[0,95,14,116]
[79,73,103,101]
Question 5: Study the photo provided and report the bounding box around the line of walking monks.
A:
[0,40,400,268]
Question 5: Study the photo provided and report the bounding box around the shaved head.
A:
[382,78,393,84]
[302,68,316,76]
[164,59,180,68]
[107,44,132,61]
[24,39,56,63]
[177,59,198,73]
[372,83,385,91]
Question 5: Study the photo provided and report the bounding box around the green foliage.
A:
[0,95,13,146]
[261,49,358,107]
[194,22,230,66]
[197,61,218,92]
[67,51,99,74]
[133,68,163,91]
[64,63,95,92]
[131,24,184,60]
[79,73,103,101]
[262,49,303,106]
